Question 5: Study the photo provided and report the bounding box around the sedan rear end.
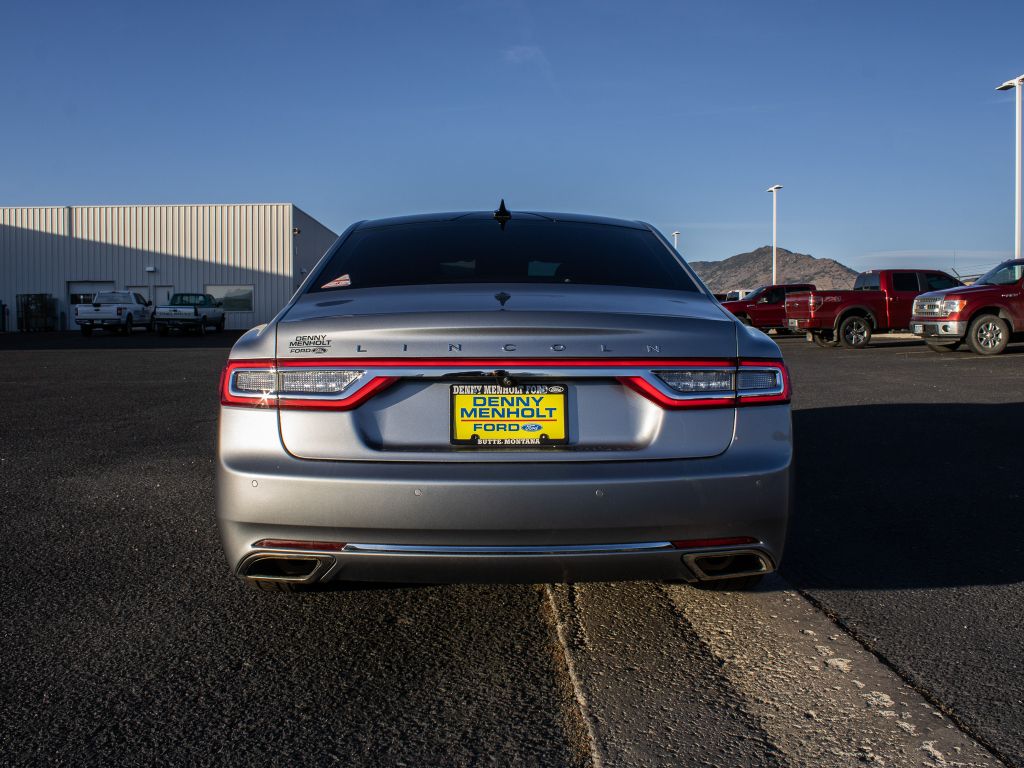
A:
[216,210,792,590]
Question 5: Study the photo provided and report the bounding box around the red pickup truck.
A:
[721,283,815,331]
[785,269,962,348]
[910,258,1024,355]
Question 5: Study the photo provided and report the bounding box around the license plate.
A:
[787,319,798,328]
[913,324,923,333]
[450,384,568,446]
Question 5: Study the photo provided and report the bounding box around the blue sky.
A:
[2,0,1022,273]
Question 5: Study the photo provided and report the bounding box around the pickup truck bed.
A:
[785,269,961,348]
[721,283,815,331]
[153,293,225,335]
[75,291,153,336]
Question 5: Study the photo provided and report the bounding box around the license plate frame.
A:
[913,324,923,333]
[450,383,568,447]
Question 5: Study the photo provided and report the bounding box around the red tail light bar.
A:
[253,538,347,551]
[220,358,790,410]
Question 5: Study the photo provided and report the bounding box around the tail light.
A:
[221,357,789,411]
[220,360,396,409]
[810,294,824,311]
[619,359,790,409]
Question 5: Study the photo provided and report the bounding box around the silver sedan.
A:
[217,207,792,591]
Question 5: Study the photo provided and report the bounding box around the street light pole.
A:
[672,231,681,250]
[996,74,1024,260]
[766,185,783,283]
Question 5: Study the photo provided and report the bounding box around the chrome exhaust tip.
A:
[683,549,774,581]
[239,553,334,584]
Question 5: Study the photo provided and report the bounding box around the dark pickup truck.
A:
[721,283,815,331]
[785,269,962,348]
[911,258,1024,355]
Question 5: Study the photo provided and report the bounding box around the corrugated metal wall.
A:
[292,206,341,287]
[0,203,337,331]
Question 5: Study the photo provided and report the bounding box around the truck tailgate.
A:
[156,306,196,318]
[784,293,812,320]
[77,305,120,320]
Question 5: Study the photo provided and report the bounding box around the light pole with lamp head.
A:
[766,185,783,283]
[996,74,1024,259]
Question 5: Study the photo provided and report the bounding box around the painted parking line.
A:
[547,578,1001,768]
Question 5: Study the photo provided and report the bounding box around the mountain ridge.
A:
[689,246,858,293]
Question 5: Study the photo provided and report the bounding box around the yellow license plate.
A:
[450,384,568,446]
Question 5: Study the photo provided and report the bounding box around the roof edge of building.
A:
[0,202,298,211]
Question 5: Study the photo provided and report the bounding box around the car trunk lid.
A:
[275,285,739,462]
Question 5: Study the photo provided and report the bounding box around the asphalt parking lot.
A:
[1,331,1022,766]
[781,335,1024,765]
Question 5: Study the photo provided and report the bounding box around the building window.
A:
[206,285,254,312]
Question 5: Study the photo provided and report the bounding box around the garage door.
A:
[68,281,115,305]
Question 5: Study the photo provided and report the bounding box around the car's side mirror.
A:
[146,300,153,306]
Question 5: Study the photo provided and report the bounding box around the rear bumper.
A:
[910,320,966,339]
[236,542,776,585]
[75,318,124,328]
[216,406,792,585]
[155,317,201,328]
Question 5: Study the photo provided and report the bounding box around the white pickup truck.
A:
[75,291,154,336]
[153,293,225,335]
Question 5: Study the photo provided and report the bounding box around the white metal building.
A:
[0,203,338,331]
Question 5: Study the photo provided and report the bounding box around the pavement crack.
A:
[543,584,603,768]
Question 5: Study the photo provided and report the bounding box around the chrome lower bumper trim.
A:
[340,541,676,556]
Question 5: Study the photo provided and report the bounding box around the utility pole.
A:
[996,75,1024,259]
[766,185,783,283]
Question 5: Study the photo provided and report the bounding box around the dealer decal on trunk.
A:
[289,334,332,354]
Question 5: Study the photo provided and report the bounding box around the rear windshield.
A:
[171,294,207,306]
[93,292,132,303]
[309,220,700,293]
[853,273,880,291]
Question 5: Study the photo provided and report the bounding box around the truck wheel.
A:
[967,314,1009,355]
[124,315,133,336]
[198,317,207,336]
[925,341,961,353]
[694,575,764,591]
[812,331,839,348]
[839,315,871,348]
[157,324,169,337]
[216,317,225,332]
[80,326,92,337]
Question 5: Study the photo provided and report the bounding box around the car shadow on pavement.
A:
[782,402,1024,590]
